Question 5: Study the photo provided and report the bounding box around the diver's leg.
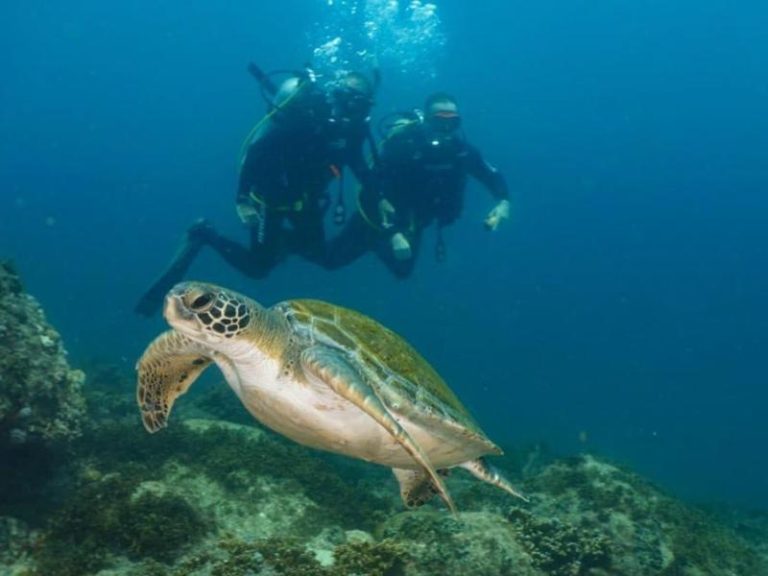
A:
[323,213,375,270]
[205,216,283,279]
[290,209,328,267]
[134,220,210,316]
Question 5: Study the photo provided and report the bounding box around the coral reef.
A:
[141,534,409,576]
[31,470,209,576]
[74,418,394,530]
[3,408,766,576]
[332,538,409,576]
[0,260,85,447]
[524,454,764,575]
[379,510,536,576]
[0,260,87,534]
[8,416,395,574]
[0,271,765,576]
[506,508,611,575]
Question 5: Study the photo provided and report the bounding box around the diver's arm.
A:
[465,144,509,201]
[237,143,261,203]
[465,144,511,231]
[235,151,262,225]
[236,122,282,202]
[236,130,277,225]
[370,177,412,261]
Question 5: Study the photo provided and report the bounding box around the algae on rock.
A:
[0,260,85,446]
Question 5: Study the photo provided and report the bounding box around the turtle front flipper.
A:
[136,329,213,433]
[300,346,457,514]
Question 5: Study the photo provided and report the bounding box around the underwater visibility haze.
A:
[1,0,768,573]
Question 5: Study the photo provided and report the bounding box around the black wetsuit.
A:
[206,102,373,278]
[327,121,509,278]
[135,92,373,316]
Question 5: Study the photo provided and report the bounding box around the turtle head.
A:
[164,282,253,344]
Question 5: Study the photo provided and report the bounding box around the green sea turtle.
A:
[136,282,525,512]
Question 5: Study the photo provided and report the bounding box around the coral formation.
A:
[524,454,764,575]
[74,418,393,529]
[5,412,767,576]
[506,508,611,575]
[0,261,85,447]
[0,260,88,535]
[379,510,536,576]
[332,538,409,576]
[31,469,209,576]
[131,534,410,576]
[0,266,765,575]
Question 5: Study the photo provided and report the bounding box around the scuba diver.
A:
[325,92,511,278]
[135,64,378,316]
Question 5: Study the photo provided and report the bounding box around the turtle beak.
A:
[163,291,194,325]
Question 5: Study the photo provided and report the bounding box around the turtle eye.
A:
[190,292,214,312]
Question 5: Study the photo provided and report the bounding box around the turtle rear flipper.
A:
[460,457,528,502]
[393,468,452,509]
[136,329,213,432]
[301,345,456,514]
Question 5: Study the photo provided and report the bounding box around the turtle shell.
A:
[276,299,494,445]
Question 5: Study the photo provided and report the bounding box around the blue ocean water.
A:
[1,0,766,511]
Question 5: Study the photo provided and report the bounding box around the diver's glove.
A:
[378,198,396,230]
[236,198,262,227]
[484,199,510,231]
[390,232,412,261]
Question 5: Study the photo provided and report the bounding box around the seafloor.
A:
[1,259,766,576]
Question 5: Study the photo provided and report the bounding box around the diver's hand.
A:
[484,199,510,231]
[390,232,412,261]
[378,198,396,229]
[236,201,261,226]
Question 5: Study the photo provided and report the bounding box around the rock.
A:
[0,260,85,446]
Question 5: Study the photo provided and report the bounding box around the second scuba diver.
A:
[325,92,511,278]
